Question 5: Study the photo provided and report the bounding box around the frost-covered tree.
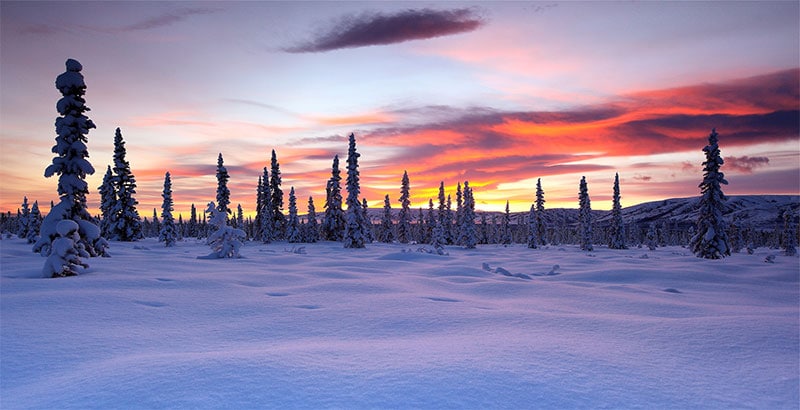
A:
[500,201,512,245]
[460,181,477,249]
[343,133,367,248]
[397,170,412,244]
[18,197,30,239]
[200,201,245,259]
[782,211,797,256]
[159,172,177,247]
[236,204,244,231]
[188,203,198,239]
[455,182,464,245]
[269,149,285,239]
[535,178,546,246]
[254,175,264,240]
[578,176,594,251]
[380,194,395,243]
[430,218,446,254]
[690,129,730,259]
[34,59,107,262]
[527,204,538,249]
[108,127,143,241]
[42,220,89,277]
[322,155,345,241]
[415,207,426,243]
[445,194,454,244]
[646,223,658,251]
[306,196,319,243]
[362,198,374,243]
[215,153,231,217]
[27,201,42,244]
[609,173,627,249]
[286,187,301,243]
[98,165,114,238]
[426,199,436,244]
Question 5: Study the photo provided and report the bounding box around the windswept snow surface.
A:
[1,239,798,408]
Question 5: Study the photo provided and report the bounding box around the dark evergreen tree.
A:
[322,155,345,241]
[27,201,42,244]
[269,149,285,239]
[461,181,477,249]
[151,208,160,238]
[578,176,594,251]
[527,204,538,249]
[286,187,301,243]
[690,129,730,259]
[416,207,426,243]
[380,194,395,243]
[445,194,454,244]
[397,170,412,244]
[159,172,177,247]
[98,165,114,238]
[188,203,198,239]
[500,201,512,245]
[455,182,464,245]
[362,198,374,243]
[18,197,30,239]
[215,153,231,217]
[35,59,107,266]
[254,175,264,240]
[609,172,627,249]
[306,196,319,243]
[535,178,546,246]
[343,133,367,248]
[236,204,244,231]
[426,199,436,244]
[782,211,797,256]
[108,127,143,241]
[260,167,275,243]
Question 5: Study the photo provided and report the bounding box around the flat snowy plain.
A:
[1,238,798,409]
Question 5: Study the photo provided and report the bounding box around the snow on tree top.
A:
[65,59,83,72]
[56,219,79,236]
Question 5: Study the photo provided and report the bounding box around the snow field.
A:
[1,239,798,408]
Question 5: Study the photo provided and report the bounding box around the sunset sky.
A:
[1,1,798,218]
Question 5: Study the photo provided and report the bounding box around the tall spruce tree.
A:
[527,204,538,249]
[578,176,594,251]
[254,175,264,240]
[19,197,30,239]
[98,165,114,238]
[322,155,345,241]
[159,172,177,247]
[609,173,627,249]
[455,182,464,245]
[500,201,512,245]
[690,129,730,259]
[397,170,412,244]
[108,127,143,241]
[260,167,274,243]
[269,149,285,239]
[343,133,367,248]
[306,196,319,243]
[215,153,231,217]
[35,59,107,268]
[535,178,546,246]
[188,203,198,239]
[461,181,477,249]
[286,187,301,243]
[362,198,374,243]
[380,194,395,243]
[27,201,42,244]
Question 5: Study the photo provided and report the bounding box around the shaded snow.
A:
[1,239,797,408]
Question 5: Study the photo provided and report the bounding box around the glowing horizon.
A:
[1,2,798,218]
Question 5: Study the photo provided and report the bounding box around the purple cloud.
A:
[725,156,770,173]
[285,8,485,53]
[119,8,219,32]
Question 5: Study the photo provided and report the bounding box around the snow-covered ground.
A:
[1,238,798,409]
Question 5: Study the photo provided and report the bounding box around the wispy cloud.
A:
[118,8,218,32]
[285,8,485,53]
[726,156,770,174]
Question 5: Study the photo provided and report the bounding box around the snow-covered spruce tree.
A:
[19,197,30,239]
[159,172,177,247]
[455,182,464,245]
[306,196,319,243]
[150,208,160,238]
[646,223,658,251]
[260,167,275,243]
[527,204,538,249]
[188,203,198,239]
[500,201,512,245]
[461,181,477,249]
[782,211,797,256]
[397,170,412,244]
[415,207,426,243]
[254,175,264,241]
[380,194,395,243]
[269,149,285,239]
[362,198,374,243]
[578,176,594,251]
[215,153,231,217]
[98,165,114,238]
[445,194,454,244]
[430,218,447,254]
[108,127,143,241]
[609,172,627,249]
[437,182,447,239]
[236,204,244,231]
[42,220,89,277]
[322,155,345,241]
[690,129,730,259]
[286,187,301,243]
[27,201,42,244]
[426,199,436,244]
[34,59,107,264]
[199,201,245,259]
[535,178,546,246]
[343,133,367,248]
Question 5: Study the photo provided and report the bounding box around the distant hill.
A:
[366,195,799,231]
